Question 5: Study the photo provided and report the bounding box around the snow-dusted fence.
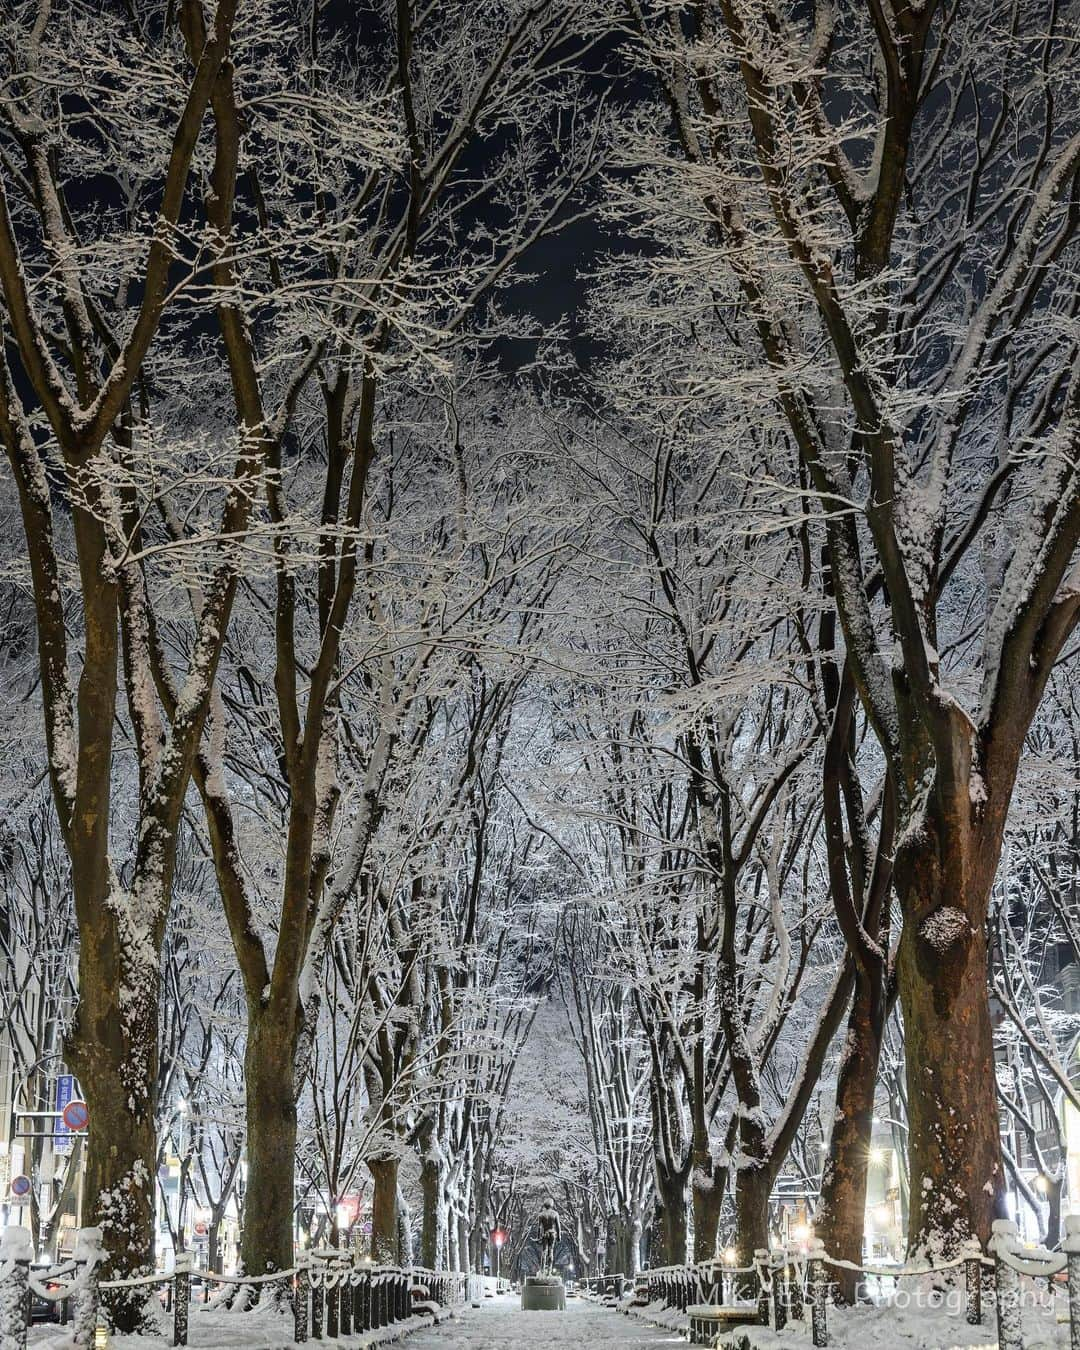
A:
[987,1216,1080,1350]
[0,1227,466,1348]
[634,1228,1080,1350]
[580,1272,628,1299]
[0,1225,109,1350]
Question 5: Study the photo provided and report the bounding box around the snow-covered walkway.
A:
[406,1294,686,1347]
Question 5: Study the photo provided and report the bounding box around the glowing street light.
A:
[491,1228,507,1281]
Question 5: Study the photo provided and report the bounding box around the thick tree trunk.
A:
[68,878,159,1333]
[368,1157,400,1263]
[815,974,882,1302]
[241,1007,299,1277]
[611,1209,642,1277]
[894,790,1006,1258]
[419,1150,446,1268]
[732,1165,770,1293]
[653,1163,688,1266]
[691,1154,724,1261]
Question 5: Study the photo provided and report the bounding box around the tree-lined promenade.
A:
[2,0,1080,1338]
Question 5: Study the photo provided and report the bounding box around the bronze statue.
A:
[537,1197,561,1276]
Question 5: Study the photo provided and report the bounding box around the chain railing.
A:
[619,1219,1080,1350]
[0,1226,469,1349]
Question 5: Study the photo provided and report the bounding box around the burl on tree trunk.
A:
[893,778,1008,1257]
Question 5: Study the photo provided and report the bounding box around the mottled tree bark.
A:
[368,1156,401,1264]
[240,1007,299,1277]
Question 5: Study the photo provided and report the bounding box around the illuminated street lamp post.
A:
[492,1228,506,1282]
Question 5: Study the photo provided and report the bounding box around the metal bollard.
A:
[991,1219,1023,1350]
[1064,1215,1080,1350]
[0,1227,32,1350]
[807,1238,828,1348]
[295,1255,311,1343]
[173,1251,192,1347]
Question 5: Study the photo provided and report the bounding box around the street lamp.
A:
[492,1228,506,1282]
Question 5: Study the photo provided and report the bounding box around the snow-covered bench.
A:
[687,1302,760,1345]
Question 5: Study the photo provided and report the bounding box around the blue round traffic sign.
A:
[62,1099,89,1131]
[11,1174,31,1198]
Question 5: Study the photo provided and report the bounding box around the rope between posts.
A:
[993,1247,1067,1278]
[100,1271,172,1289]
[28,1271,92,1300]
[819,1253,979,1278]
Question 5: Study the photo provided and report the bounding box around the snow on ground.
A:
[405,1293,686,1347]
[24,1295,682,1349]
[625,1289,1072,1349]
[27,1306,448,1350]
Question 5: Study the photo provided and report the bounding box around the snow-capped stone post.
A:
[73,1226,105,1347]
[1063,1214,1080,1350]
[311,1261,324,1340]
[990,1220,1023,1350]
[753,1249,768,1326]
[786,1245,803,1322]
[962,1238,983,1326]
[294,1255,311,1343]
[326,1260,340,1339]
[339,1263,352,1336]
[172,1250,192,1347]
[0,1225,33,1350]
[807,1238,828,1348]
[769,1248,788,1330]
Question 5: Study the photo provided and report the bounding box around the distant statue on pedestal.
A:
[537,1198,561,1276]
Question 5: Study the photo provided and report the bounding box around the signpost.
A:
[54,1075,75,1153]
[62,1099,89,1132]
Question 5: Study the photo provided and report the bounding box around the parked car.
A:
[29,1266,66,1324]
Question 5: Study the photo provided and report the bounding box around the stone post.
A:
[962,1238,983,1327]
[754,1249,770,1327]
[770,1248,787,1331]
[73,1226,105,1348]
[294,1255,311,1343]
[339,1263,352,1336]
[311,1262,325,1341]
[991,1218,1023,1350]
[807,1237,828,1348]
[173,1250,192,1347]
[1063,1213,1080,1350]
[326,1260,340,1339]
[786,1244,803,1322]
[0,1226,33,1350]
